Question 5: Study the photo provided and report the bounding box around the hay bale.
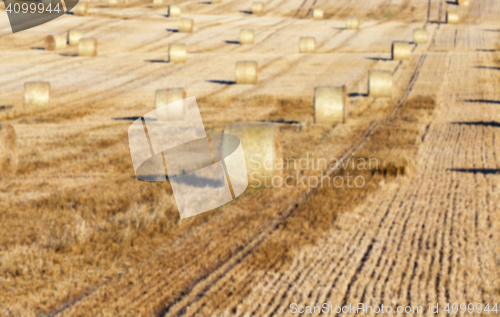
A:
[0,124,18,181]
[155,88,186,121]
[299,37,316,53]
[155,88,185,108]
[312,8,323,20]
[235,61,257,84]
[73,2,88,16]
[369,70,392,98]
[252,2,264,14]
[24,82,50,111]
[169,43,186,63]
[67,30,83,46]
[413,29,428,44]
[240,29,254,45]
[224,123,281,188]
[109,0,125,7]
[314,86,345,125]
[179,18,193,33]
[169,4,181,16]
[392,41,410,60]
[153,0,162,8]
[45,35,67,51]
[447,12,459,24]
[458,0,470,5]
[78,38,97,56]
[346,17,359,30]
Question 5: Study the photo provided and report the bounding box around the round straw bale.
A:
[224,123,281,188]
[67,30,83,46]
[369,70,392,98]
[447,12,459,24]
[346,17,359,30]
[299,37,316,53]
[169,4,181,16]
[252,2,264,14]
[240,29,254,45]
[0,124,18,181]
[153,0,162,8]
[235,61,257,84]
[314,86,345,125]
[155,88,186,121]
[155,88,185,109]
[78,38,97,56]
[45,35,67,51]
[312,8,323,20]
[24,82,50,111]
[392,41,410,60]
[179,18,193,33]
[458,0,469,5]
[169,43,186,63]
[73,2,88,16]
[413,29,428,44]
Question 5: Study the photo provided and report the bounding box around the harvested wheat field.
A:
[0,0,500,315]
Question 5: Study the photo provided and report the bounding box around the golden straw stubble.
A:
[240,29,254,45]
[45,35,67,50]
[169,44,186,63]
[78,38,97,56]
[252,2,264,14]
[24,82,50,111]
[369,70,392,98]
[0,124,18,181]
[299,37,316,53]
[314,86,345,125]
[224,123,282,188]
[458,0,470,5]
[68,30,83,46]
[312,8,323,20]
[168,4,180,16]
[447,12,459,24]
[346,17,359,30]
[235,61,257,84]
[155,88,186,121]
[179,18,194,33]
[392,41,410,60]
[73,2,88,16]
[413,29,428,44]
[153,0,162,8]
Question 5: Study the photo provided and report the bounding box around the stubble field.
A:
[0,0,499,316]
